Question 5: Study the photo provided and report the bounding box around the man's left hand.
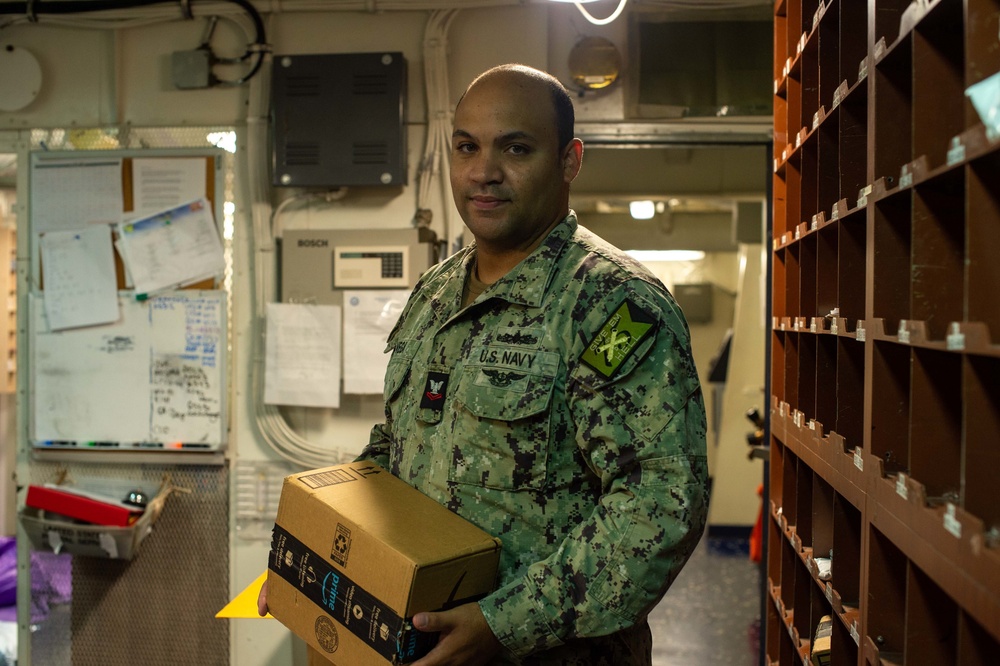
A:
[409,602,503,666]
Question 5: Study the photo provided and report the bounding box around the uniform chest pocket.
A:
[449,366,556,491]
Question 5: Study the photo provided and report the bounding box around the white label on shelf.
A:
[813,6,822,30]
[857,184,872,207]
[856,324,866,342]
[831,319,839,335]
[833,88,842,109]
[946,137,966,166]
[811,319,818,333]
[774,79,779,94]
[793,319,800,330]
[825,582,833,603]
[854,447,864,471]
[850,621,860,645]
[774,158,779,172]
[813,111,821,131]
[858,57,868,82]
[800,33,807,54]
[944,503,962,539]
[780,403,786,417]
[898,320,910,344]
[896,473,908,500]
[831,204,839,221]
[900,165,913,189]
[795,227,801,239]
[796,133,802,148]
[812,213,820,230]
[947,323,965,350]
[875,41,886,61]
[809,420,816,431]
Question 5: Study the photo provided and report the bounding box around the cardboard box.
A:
[267,462,502,665]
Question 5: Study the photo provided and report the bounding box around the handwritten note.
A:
[39,225,119,331]
[150,293,224,443]
[31,291,226,447]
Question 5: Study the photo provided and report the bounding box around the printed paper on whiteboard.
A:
[39,224,120,331]
[117,198,224,296]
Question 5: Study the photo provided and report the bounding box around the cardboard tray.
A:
[19,484,173,559]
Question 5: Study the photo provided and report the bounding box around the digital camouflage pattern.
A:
[359,213,709,664]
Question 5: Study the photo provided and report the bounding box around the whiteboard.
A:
[31,290,227,450]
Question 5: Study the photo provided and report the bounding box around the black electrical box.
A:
[271,52,407,188]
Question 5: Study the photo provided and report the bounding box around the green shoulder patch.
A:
[580,299,657,378]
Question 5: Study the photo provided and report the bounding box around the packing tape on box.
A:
[270,524,438,663]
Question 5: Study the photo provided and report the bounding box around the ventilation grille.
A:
[285,141,321,166]
[286,74,322,97]
[353,142,389,165]
[271,52,407,187]
[353,73,389,96]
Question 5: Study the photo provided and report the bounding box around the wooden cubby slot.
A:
[873,32,912,187]
[963,355,1000,534]
[910,169,964,340]
[909,348,962,503]
[814,334,837,431]
[870,341,910,475]
[966,150,1000,336]
[871,192,911,336]
[912,0,968,171]
[770,1,1000,663]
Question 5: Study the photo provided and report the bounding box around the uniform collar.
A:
[469,212,577,308]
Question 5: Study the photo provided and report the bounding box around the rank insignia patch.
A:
[420,372,449,410]
[580,299,656,378]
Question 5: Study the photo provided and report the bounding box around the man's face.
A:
[450,73,581,253]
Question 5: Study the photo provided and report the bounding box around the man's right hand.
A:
[257,578,269,616]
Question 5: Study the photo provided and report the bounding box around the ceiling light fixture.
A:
[548,0,629,26]
[626,250,707,263]
[629,200,656,220]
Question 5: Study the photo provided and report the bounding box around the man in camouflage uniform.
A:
[358,64,709,665]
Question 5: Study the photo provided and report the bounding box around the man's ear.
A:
[562,138,584,184]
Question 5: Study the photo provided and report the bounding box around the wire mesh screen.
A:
[27,463,230,666]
